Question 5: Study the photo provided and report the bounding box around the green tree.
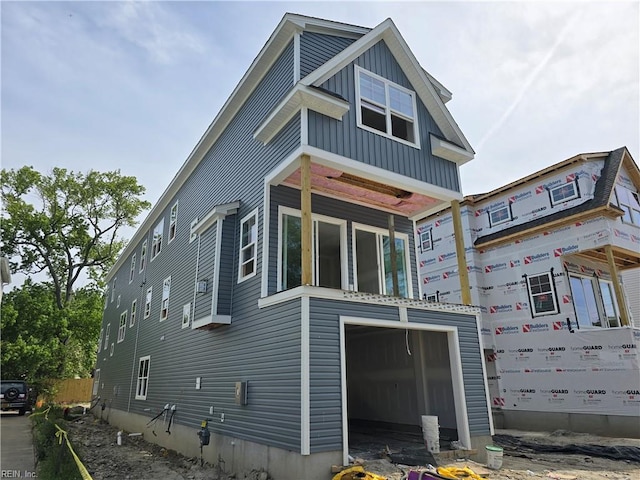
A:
[1,166,150,307]
[1,166,150,381]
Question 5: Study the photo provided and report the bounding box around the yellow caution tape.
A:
[332,465,387,480]
[29,406,51,420]
[54,424,94,480]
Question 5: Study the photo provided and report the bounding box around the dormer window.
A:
[489,205,512,227]
[355,66,418,147]
[549,180,579,206]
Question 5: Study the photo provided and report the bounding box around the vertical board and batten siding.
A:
[97,40,305,451]
[194,226,216,320]
[299,32,357,78]
[308,40,460,193]
[268,185,418,297]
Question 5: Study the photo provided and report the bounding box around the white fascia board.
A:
[300,18,474,157]
[431,135,474,165]
[254,85,349,144]
[423,69,453,104]
[192,201,240,236]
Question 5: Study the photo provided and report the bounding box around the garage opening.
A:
[344,324,459,462]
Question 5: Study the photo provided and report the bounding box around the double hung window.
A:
[239,210,258,281]
[117,311,127,343]
[151,219,164,260]
[525,272,559,316]
[169,202,178,243]
[135,356,150,400]
[144,287,152,319]
[160,277,171,321]
[356,66,418,146]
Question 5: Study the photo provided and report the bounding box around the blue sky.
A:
[2,1,639,214]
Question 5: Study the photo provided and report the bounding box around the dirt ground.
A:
[60,414,640,480]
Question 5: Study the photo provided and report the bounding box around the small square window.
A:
[550,181,579,206]
[489,206,512,227]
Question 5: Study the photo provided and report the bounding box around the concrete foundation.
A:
[101,408,341,479]
[496,410,640,438]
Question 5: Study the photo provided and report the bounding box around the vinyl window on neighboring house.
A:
[104,323,110,350]
[549,180,579,206]
[160,277,171,321]
[419,229,433,252]
[279,208,346,291]
[354,224,412,298]
[355,66,418,146]
[135,355,150,400]
[525,272,559,316]
[189,218,199,243]
[182,303,191,329]
[140,240,147,273]
[615,186,640,225]
[111,278,116,302]
[239,209,258,282]
[489,205,512,227]
[129,254,136,284]
[97,329,103,353]
[144,287,152,319]
[151,218,164,260]
[117,294,121,308]
[117,311,127,343]
[92,369,100,396]
[130,299,137,327]
[169,202,178,243]
[569,274,620,328]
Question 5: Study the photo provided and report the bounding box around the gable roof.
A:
[474,147,636,246]
[300,17,474,156]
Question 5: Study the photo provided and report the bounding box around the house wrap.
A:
[417,147,640,437]
[95,13,494,478]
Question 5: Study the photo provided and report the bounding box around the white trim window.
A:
[151,218,164,260]
[615,186,640,225]
[353,223,413,298]
[117,294,121,308]
[129,254,136,284]
[525,272,559,316]
[238,209,258,282]
[182,303,191,329]
[419,228,433,252]
[355,65,419,147]
[549,180,580,206]
[104,323,110,350]
[169,201,178,243]
[569,274,620,328]
[130,299,137,327]
[92,369,100,396]
[135,355,151,400]
[425,291,439,302]
[160,276,171,321]
[140,240,148,273]
[111,278,116,302]
[488,205,512,227]
[109,342,114,357]
[144,287,152,319]
[97,328,104,353]
[189,218,199,243]
[278,207,347,291]
[117,311,127,343]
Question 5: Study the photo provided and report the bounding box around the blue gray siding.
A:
[308,40,460,192]
[300,32,357,78]
[194,226,215,320]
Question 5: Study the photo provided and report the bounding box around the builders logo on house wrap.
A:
[524,252,550,264]
[490,304,513,314]
[614,229,631,241]
[510,259,521,268]
[442,270,459,280]
[434,216,453,227]
[485,262,507,273]
[508,191,533,204]
[522,323,549,333]
[420,257,436,268]
[536,178,563,194]
[553,321,568,331]
[467,265,483,274]
[495,325,519,335]
[631,234,640,244]
[423,274,441,284]
[553,244,579,257]
[438,251,456,262]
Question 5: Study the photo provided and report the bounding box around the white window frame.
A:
[144,286,152,319]
[238,208,259,283]
[489,206,512,227]
[419,229,433,252]
[526,272,559,316]
[352,222,414,299]
[104,323,110,350]
[116,294,121,308]
[355,65,420,148]
[182,303,191,329]
[92,369,100,396]
[139,240,147,273]
[549,180,579,206]
[169,201,178,243]
[615,186,640,225]
[568,273,621,329]
[160,276,171,321]
[109,342,114,357]
[130,299,137,327]
[129,254,136,284]
[111,278,116,302]
[277,206,348,291]
[425,292,439,302]
[189,218,199,243]
[151,218,164,260]
[135,355,151,400]
[117,311,127,343]
[97,328,104,353]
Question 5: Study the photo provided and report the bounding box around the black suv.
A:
[1,380,30,415]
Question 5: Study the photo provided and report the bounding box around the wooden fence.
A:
[41,378,94,404]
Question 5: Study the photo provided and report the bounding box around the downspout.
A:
[301,154,313,286]
[604,245,630,326]
[451,200,472,305]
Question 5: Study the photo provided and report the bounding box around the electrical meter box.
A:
[235,381,248,405]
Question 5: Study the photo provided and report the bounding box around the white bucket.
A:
[485,445,503,469]
[421,415,440,453]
